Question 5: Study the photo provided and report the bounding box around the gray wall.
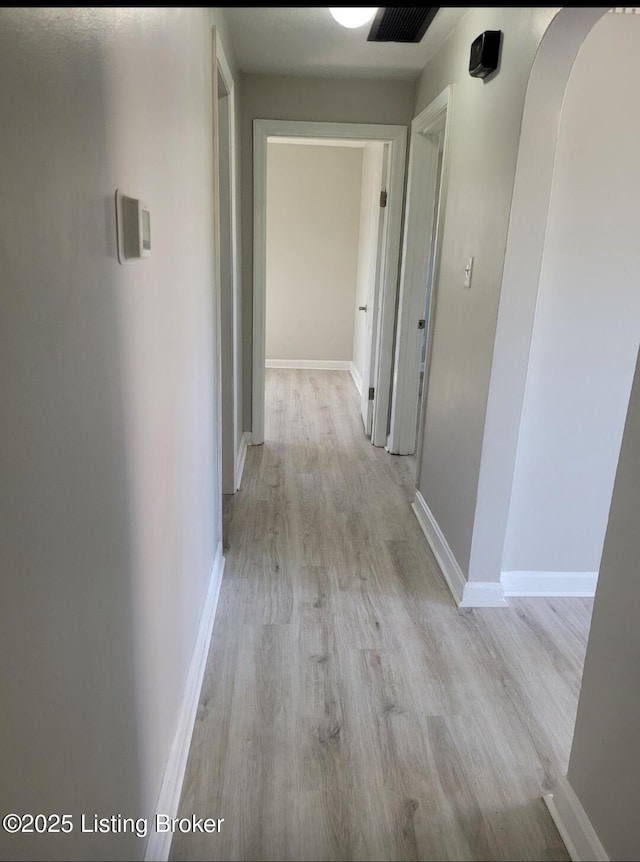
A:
[240,73,415,427]
[566,347,640,861]
[0,8,237,860]
[414,7,559,577]
[502,12,640,576]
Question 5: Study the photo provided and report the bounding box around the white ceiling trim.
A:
[268,136,367,148]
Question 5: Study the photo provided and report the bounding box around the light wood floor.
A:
[170,369,592,862]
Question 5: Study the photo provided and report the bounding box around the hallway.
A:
[171,369,592,862]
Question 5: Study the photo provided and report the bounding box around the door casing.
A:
[252,119,407,448]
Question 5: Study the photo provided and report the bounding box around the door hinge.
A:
[368,387,375,401]
[379,190,387,208]
[418,319,426,330]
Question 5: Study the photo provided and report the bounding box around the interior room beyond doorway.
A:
[265,136,385,442]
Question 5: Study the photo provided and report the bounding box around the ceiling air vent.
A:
[367,7,440,43]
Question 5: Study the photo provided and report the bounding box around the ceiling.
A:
[224,7,468,81]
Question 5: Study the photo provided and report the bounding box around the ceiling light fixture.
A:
[330,8,378,29]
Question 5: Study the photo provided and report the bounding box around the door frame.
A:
[252,119,407,447]
[215,34,241,494]
[387,86,453,457]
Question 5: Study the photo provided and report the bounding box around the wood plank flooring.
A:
[170,369,592,862]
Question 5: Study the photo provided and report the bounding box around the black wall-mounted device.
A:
[469,30,501,79]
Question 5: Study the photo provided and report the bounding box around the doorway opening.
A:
[252,120,407,448]
[264,136,387,438]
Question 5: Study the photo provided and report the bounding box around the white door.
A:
[387,86,451,457]
[360,144,389,435]
[414,138,444,463]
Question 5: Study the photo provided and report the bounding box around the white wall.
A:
[352,142,384,390]
[240,74,415,427]
[265,142,362,363]
[0,8,236,860]
[564,346,640,861]
[502,12,640,576]
[414,8,560,578]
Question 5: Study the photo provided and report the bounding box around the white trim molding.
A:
[350,362,363,397]
[502,570,598,597]
[544,775,609,862]
[253,119,407,447]
[144,544,225,862]
[265,359,351,370]
[412,490,466,605]
[412,490,507,607]
[459,581,508,608]
[235,431,251,492]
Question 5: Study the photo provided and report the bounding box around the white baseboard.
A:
[265,359,351,370]
[235,431,251,491]
[459,580,508,607]
[543,775,609,862]
[350,362,363,396]
[412,491,507,607]
[412,490,466,605]
[144,543,225,862]
[502,570,598,597]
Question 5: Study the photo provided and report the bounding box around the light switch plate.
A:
[464,256,474,288]
[115,189,151,264]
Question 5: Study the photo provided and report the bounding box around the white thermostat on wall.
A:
[115,190,151,263]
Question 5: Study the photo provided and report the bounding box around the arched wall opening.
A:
[466,11,640,857]
[501,9,640,593]
[467,7,610,591]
